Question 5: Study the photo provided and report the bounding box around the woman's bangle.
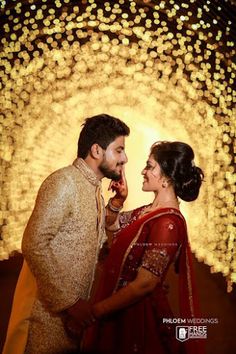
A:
[107,198,123,212]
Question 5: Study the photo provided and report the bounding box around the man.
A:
[3,114,129,354]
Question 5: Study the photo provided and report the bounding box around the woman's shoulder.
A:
[146,208,186,228]
[120,204,151,220]
[118,204,151,229]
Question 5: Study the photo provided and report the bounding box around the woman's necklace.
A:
[152,198,180,208]
[139,199,179,218]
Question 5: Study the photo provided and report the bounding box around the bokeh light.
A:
[0,0,235,289]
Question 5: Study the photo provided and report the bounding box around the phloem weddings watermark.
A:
[163,317,219,341]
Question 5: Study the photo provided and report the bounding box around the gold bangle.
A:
[107,198,123,212]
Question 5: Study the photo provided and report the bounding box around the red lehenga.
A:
[82,207,204,354]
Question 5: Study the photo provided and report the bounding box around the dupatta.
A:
[83,207,204,354]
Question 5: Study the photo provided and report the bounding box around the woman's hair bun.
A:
[151,141,204,201]
[174,165,204,201]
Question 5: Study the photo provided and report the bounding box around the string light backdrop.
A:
[0,0,235,289]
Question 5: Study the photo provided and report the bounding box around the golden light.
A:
[0,0,235,289]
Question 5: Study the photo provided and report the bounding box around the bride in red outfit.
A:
[77,141,204,354]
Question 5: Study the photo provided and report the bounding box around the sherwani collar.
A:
[73,158,100,186]
[73,157,106,295]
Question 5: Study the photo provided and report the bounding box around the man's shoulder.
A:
[40,164,78,189]
[50,164,75,177]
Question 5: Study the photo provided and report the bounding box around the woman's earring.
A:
[162,181,167,188]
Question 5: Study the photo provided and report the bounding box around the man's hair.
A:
[77,114,130,158]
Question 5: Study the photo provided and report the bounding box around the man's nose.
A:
[122,152,128,164]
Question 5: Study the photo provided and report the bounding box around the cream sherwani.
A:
[3,158,106,354]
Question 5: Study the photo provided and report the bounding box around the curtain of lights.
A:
[0,0,235,289]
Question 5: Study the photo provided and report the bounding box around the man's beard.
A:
[99,161,121,181]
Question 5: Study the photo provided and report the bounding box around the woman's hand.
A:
[64,316,84,340]
[66,299,96,328]
[108,168,128,207]
[92,268,160,319]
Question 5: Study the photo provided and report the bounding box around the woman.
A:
[81,141,204,354]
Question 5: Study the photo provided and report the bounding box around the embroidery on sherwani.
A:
[73,158,107,295]
[73,158,99,186]
[73,157,106,242]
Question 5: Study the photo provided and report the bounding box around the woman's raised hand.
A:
[108,168,128,206]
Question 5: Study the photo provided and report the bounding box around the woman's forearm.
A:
[92,268,159,319]
[105,198,123,230]
[93,283,142,319]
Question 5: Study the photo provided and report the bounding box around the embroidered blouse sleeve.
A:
[106,205,147,232]
[141,215,183,277]
[119,206,144,228]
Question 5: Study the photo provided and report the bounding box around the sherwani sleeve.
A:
[22,171,75,312]
[141,215,183,278]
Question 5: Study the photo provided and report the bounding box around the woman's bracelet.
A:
[107,198,123,212]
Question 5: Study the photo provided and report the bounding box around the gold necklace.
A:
[152,199,179,208]
[139,200,179,218]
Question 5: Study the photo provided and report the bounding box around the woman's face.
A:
[141,154,165,192]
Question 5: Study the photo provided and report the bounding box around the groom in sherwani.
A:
[3,114,129,354]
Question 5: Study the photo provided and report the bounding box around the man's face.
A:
[99,136,128,180]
